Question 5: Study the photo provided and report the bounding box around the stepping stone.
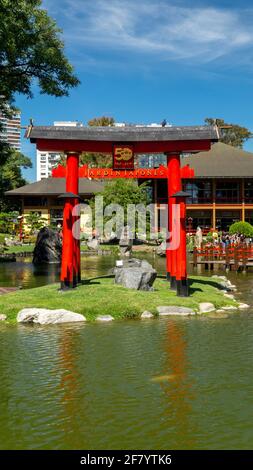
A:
[17,308,86,324]
[207,312,229,319]
[198,302,215,314]
[221,305,238,311]
[238,303,250,309]
[141,311,154,319]
[157,306,195,316]
[96,315,114,322]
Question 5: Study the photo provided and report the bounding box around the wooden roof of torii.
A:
[26,125,219,154]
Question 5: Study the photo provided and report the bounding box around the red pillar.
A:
[166,153,181,290]
[175,196,188,296]
[60,152,80,289]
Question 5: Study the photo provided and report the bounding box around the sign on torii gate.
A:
[52,163,195,179]
[26,124,219,296]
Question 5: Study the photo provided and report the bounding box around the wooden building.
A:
[5,178,104,230]
[153,142,253,232]
[5,141,253,234]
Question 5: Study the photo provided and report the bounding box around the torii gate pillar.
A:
[166,153,182,291]
[60,151,80,289]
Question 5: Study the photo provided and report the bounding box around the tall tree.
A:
[81,116,115,167]
[0,149,32,211]
[0,0,80,164]
[0,0,79,103]
[88,116,115,127]
[57,117,116,168]
[88,180,150,238]
[205,118,252,148]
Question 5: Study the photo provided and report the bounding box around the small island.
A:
[0,275,244,324]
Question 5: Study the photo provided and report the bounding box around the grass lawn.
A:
[5,244,35,254]
[0,276,236,323]
[4,243,118,255]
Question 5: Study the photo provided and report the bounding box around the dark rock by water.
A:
[33,227,62,265]
[114,257,157,291]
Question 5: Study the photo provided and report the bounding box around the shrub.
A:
[0,212,19,234]
[229,221,253,237]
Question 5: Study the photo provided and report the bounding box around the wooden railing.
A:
[193,243,253,270]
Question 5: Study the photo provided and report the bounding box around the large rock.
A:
[17,308,85,324]
[96,315,114,322]
[141,311,154,319]
[157,306,195,316]
[114,258,157,291]
[238,303,250,309]
[33,227,62,265]
[198,302,215,313]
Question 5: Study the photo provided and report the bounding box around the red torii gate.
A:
[26,125,219,296]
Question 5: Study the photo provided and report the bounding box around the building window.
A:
[245,210,253,225]
[25,197,47,207]
[186,210,212,231]
[245,181,253,203]
[216,210,240,231]
[183,181,212,204]
[215,181,240,203]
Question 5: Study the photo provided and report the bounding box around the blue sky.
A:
[16,0,253,181]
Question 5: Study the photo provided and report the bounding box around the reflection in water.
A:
[1,315,253,449]
[161,321,197,449]
[57,326,80,449]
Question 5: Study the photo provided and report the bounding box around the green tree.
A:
[0,0,79,103]
[0,0,80,164]
[205,118,252,148]
[0,149,32,211]
[88,116,115,127]
[0,211,19,234]
[57,116,116,168]
[25,211,45,234]
[81,116,115,168]
[89,180,149,238]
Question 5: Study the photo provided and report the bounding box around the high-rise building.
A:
[0,110,21,150]
[36,121,83,180]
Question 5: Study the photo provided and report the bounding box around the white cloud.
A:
[43,0,253,65]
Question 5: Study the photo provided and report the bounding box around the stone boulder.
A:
[198,302,215,313]
[33,227,62,265]
[17,308,86,324]
[96,315,114,322]
[141,311,154,319]
[114,258,157,291]
[238,303,250,309]
[157,306,195,316]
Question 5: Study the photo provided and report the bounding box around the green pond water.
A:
[0,255,253,449]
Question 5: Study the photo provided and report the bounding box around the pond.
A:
[0,253,166,289]
[0,255,253,449]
